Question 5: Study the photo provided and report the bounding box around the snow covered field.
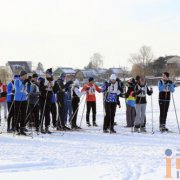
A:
[0,86,180,180]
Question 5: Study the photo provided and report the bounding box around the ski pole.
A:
[0,100,14,134]
[79,99,86,127]
[40,91,48,131]
[172,93,180,134]
[151,91,154,134]
[69,94,85,126]
[149,81,154,134]
[24,99,39,125]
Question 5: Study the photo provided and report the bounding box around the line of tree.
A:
[130,45,180,79]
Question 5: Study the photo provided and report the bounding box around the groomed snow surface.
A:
[0,87,180,180]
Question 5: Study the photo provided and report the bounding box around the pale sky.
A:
[0,0,180,70]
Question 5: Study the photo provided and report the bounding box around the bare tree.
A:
[129,45,154,76]
[118,66,129,80]
[85,53,104,69]
[90,53,103,68]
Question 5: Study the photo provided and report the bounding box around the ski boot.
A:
[134,127,139,133]
[93,122,98,127]
[103,129,109,133]
[110,129,116,134]
[87,122,91,127]
[140,127,147,133]
[45,127,52,134]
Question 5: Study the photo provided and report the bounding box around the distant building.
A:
[75,69,98,83]
[166,56,180,67]
[95,68,108,81]
[6,61,32,76]
[108,68,124,78]
[53,67,76,80]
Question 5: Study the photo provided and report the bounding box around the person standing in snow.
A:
[39,68,54,133]
[71,79,86,129]
[125,78,142,128]
[81,77,101,127]
[6,75,19,132]
[101,74,122,133]
[28,73,40,132]
[53,73,73,130]
[134,77,153,132]
[13,70,28,135]
[158,72,175,132]
[64,76,73,126]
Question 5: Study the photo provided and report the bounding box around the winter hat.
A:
[110,74,116,80]
[32,73,38,78]
[163,72,169,78]
[135,75,140,82]
[19,70,27,77]
[74,79,79,86]
[60,72,66,80]
[46,68,53,75]
[127,78,135,86]
[14,74,20,79]
[88,77,94,82]
[38,77,44,81]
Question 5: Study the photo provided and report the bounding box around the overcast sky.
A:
[0,0,180,70]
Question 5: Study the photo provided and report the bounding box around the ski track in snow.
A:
[0,86,180,180]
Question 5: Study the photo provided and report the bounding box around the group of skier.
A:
[0,68,175,135]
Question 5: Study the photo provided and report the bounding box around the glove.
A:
[136,89,142,95]
[67,80,73,85]
[23,79,29,84]
[150,87,153,94]
[108,82,111,87]
[116,78,120,82]
[150,87,153,90]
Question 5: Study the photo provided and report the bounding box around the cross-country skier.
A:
[125,78,142,128]
[81,77,101,127]
[6,75,19,132]
[39,68,54,133]
[158,72,175,132]
[28,72,40,132]
[64,76,73,126]
[134,77,153,132]
[101,74,122,133]
[13,70,28,135]
[53,72,73,130]
[71,79,86,129]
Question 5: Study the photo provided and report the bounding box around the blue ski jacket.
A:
[14,78,27,101]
